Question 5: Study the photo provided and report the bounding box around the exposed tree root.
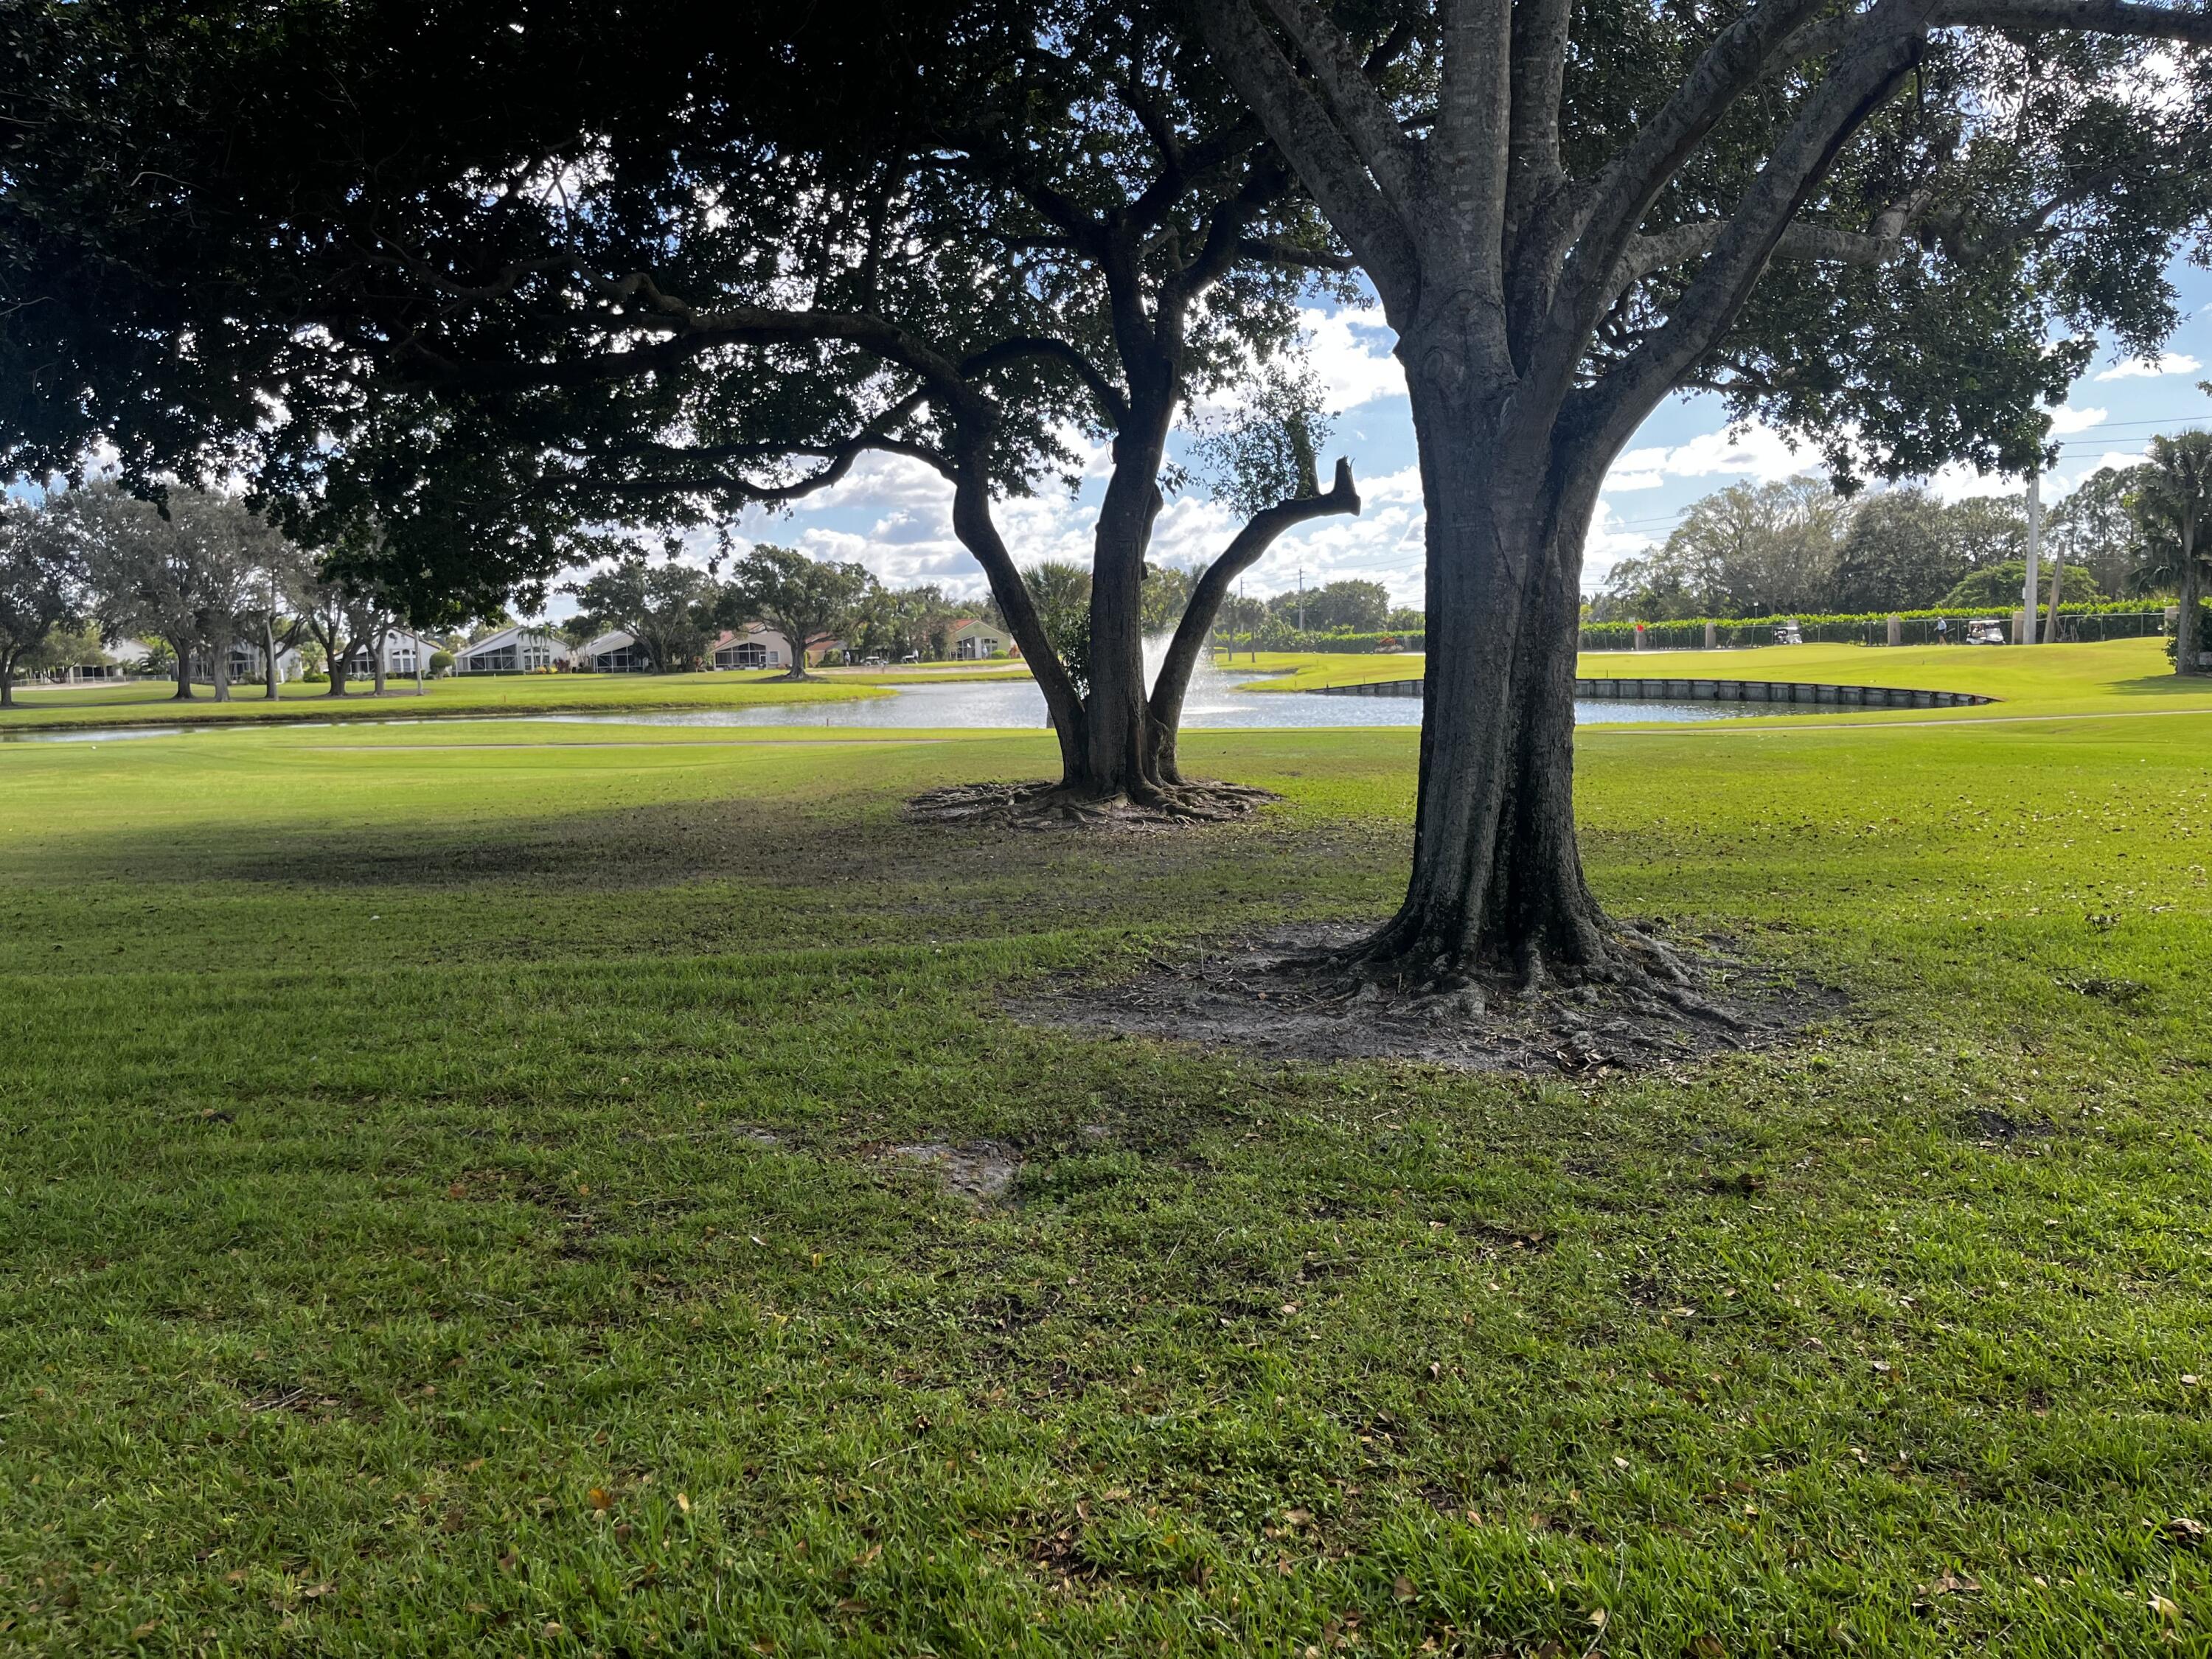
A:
[904,778,1279,831]
[1018,922,1837,1075]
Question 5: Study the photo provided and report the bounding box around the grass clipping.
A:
[1023,923,1840,1074]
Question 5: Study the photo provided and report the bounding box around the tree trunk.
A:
[947,443,1087,782]
[1358,364,1618,985]
[265,620,283,698]
[372,626,389,695]
[170,638,195,700]
[328,647,349,695]
[2177,515,2202,675]
[210,638,232,703]
[1,664,13,706]
[1078,467,1164,797]
[779,625,815,679]
[1150,459,1360,783]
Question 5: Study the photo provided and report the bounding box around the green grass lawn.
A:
[1252,638,2212,723]
[0,661,1038,732]
[4,682,2212,1655]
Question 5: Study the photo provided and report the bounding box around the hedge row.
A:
[1216,631,1425,653]
[1579,602,2168,648]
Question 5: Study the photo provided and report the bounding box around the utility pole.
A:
[1296,567,1305,634]
[2021,470,2042,645]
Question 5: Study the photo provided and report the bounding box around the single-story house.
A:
[343,626,439,679]
[216,640,306,684]
[455,626,566,674]
[54,638,156,682]
[710,624,796,671]
[947,617,1012,660]
[576,630,651,672]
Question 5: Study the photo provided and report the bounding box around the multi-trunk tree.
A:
[0,0,1366,811]
[70,483,275,702]
[568,556,726,675]
[721,546,878,681]
[1190,0,2212,982]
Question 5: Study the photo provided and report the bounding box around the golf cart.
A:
[1965,618,2006,646]
[1772,619,1803,646]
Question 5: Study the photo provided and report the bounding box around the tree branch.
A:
[1584,0,1938,454]
[1936,0,2212,41]
[1237,235,1360,271]
[960,335,1131,428]
[1186,0,1422,305]
[1565,0,1847,330]
[1256,0,1427,214]
[1149,456,1360,737]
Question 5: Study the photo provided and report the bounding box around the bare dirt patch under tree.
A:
[905,778,1279,830]
[1019,924,1842,1075]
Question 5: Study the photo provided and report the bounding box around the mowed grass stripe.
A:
[2,684,2211,1653]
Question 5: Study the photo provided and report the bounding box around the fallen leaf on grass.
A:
[587,1487,614,1511]
[1921,1570,1980,1598]
[1393,1575,1415,1600]
[2167,1517,2207,1545]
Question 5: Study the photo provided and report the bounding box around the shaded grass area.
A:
[3,717,2212,1655]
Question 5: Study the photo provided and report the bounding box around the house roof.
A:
[580,630,636,655]
[458,625,562,657]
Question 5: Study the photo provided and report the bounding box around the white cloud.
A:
[1926,461,2026,504]
[1299,305,1404,413]
[1582,498,1662,589]
[2093,352,2201,381]
[2048,404,2107,434]
[1604,422,1811,492]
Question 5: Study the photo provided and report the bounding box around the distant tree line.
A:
[983,564,1419,672]
[567,546,990,679]
[1592,466,2194,624]
[0,481,998,705]
[0,480,427,706]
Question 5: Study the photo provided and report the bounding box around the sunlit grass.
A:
[2,710,2209,1655]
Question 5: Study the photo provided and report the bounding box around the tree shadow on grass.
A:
[32,785,1411,957]
[2096,669,2212,699]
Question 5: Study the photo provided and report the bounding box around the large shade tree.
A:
[1190,0,2212,983]
[0,494,87,706]
[0,0,1365,812]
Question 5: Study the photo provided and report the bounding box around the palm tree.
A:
[2134,433,2212,676]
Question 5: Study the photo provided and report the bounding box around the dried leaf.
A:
[587,1487,614,1512]
[1394,1574,1416,1600]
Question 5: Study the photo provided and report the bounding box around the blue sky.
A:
[692,261,2212,618]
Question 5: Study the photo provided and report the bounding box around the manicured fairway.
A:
[0,661,1032,732]
[2,689,2210,1655]
[1254,636,2212,723]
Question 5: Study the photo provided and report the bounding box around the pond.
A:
[526,675,1806,730]
[0,669,1830,743]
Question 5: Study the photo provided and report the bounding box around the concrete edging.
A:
[1312,677,1996,709]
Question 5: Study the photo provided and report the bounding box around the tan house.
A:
[710,624,797,670]
[947,618,1012,660]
